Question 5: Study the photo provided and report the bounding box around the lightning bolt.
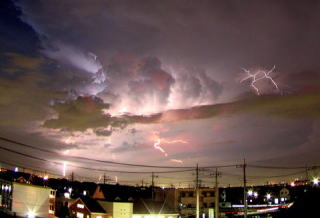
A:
[62,161,67,177]
[154,138,168,157]
[151,131,187,162]
[241,66,279,95]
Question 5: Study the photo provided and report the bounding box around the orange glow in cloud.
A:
[170,159,183,164]
[150,130,188,161]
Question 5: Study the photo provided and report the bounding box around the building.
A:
[69,197,133,218]
[1,178,56,217]
[92,184,137,202]
[69,197,107,218]
[98,200,133,218]
[11,182,56,218]
[156,187,216,217]
[0,178,12,212]
[89,184,178,218]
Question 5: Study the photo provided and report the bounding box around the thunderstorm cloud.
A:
[1,0,320,185]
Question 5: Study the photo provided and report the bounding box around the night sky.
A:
[1,0,320,186]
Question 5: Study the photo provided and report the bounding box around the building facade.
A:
[98,201,133,218]
[11,182,56,218]
[69,197,107,218]
[156,188,216,217]
[0,179,12,212]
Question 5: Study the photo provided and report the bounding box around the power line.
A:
[0,136,237,169]
[0,145,196,174]
[247,164,320,170]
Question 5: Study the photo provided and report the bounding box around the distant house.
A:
[92,184,136,202]
[69,197,133,218]
[69,197,107,218]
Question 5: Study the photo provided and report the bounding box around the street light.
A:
[266,193,271,200]
[312,177,319,185]
[27,210,36,218]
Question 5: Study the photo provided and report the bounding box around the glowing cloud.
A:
[151,130,188,158]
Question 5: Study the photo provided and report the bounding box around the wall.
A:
[98,201,133,218]
[12,182,51,218]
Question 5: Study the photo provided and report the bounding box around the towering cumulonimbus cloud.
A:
[14,0,228,118]
[98,55,223,115]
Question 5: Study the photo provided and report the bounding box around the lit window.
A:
[76,212,84,218]
[77,204,85,209]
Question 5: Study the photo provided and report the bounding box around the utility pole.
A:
[151,172,158,200]
[243,159,247,218]
[305,165,309,182]
[215,168,220,218]
[72,172,74,182]
[196,164,200,218]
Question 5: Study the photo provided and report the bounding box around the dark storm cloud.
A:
[0,0,40,54]
[43,96,127,131]
[0,53,65,126]
[94,128,112,137]
[16,0,320,75]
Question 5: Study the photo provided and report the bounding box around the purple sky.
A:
[0,0,320,187]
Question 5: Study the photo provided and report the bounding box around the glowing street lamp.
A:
[266,193,271,200]
[27,210,36,218]
[312,177,319,185]
[247,189,253,197]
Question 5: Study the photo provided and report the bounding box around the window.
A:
[77,204,85,209]
[76,212,84,218]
